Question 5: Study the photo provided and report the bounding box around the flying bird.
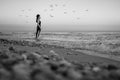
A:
[77,17,80,20]
[50,14,54,17]
[25,16,28,18]
[55,4,58,7]
[64,12,67,14]
[28,9,31,11]
[63,4,66,7]
[50,4,53,8]
[72,10,76,13]
[21,10,25,12]
[50,9,54,11]
[18,15,22,16]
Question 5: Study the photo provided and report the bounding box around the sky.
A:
[0,0,120,32]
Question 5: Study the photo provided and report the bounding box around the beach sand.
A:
[0,38,120,65]
[0,37,120,80]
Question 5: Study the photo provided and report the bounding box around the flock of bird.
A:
[45,3,88,19]
[19,1,88,23]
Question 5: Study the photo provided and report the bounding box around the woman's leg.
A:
[36,28,38,39]
[38,29,41,37]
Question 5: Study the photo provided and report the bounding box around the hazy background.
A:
[0,0,120,32]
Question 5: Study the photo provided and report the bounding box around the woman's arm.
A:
[37,21,41,27]
[37,22,39,26]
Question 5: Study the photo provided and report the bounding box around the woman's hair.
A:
[36,14,40,22]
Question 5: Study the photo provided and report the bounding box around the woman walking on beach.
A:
[35,14,41,39]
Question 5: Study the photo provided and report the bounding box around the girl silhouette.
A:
[35,14,41,39]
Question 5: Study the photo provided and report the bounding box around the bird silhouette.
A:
[50,4,53,8]
[50,14,54,17]
[50,9,54,11]
[63,4,66,7]
[25,16,28,17]
[72,10,76,13]
[18,15,22,16]
[64,12,67,14]
[21,10,25,12]
[77,17,80,20]
[55,4,58,7]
